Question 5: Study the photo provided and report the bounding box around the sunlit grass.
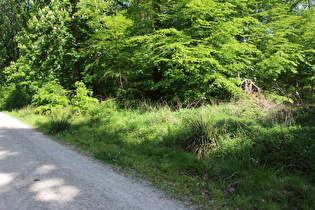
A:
[8,100,315,209]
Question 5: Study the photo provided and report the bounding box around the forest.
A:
[1,0,315,209]
[1,0,315,106]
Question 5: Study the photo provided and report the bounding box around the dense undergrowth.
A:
[4,87,315,209]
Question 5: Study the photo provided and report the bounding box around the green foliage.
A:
[128,28,242,103]
[87,98,118,125]
[0,83,32,110]
[2,0,315,104]
[31,81,99,115]
[294,106,315,126]
[79,9,133,96]
[32,81,70,114]
[71,81,99,114]
[0,0,32,74]
[265,92,294,104]
[3,0,78,89]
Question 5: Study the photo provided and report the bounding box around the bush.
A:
[294,106,315,126]
[87,98,117,125]
[0,83,32,110]
[71,81,99,115]
[32,81,70,114]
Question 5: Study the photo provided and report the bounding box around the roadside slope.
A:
[0,112,189,210]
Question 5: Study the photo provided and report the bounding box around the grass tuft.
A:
[47,110,72,134]
[178,116,219,156]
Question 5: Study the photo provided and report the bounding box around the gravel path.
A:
[0,112,189,210]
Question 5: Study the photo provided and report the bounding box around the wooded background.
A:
[1,0,315,106]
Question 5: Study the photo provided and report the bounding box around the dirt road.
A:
[0,112,189,209]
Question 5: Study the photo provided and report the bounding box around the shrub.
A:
[32,81,70,114]
[294,106,315,126]
[0,83,32,110]
[87,98,117,125]
[71,81,99,115]
[264,92,293,104]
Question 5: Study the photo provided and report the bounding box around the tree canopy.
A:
[1,0,315,107]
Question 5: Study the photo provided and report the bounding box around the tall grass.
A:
[9,100,315,209]
[47,110,72,134]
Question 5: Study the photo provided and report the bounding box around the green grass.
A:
[8,100,315,209]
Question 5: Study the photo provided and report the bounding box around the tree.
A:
[4,0,76,89]
[2,0,315,106]
[0,0,27,82]
[124,0,252,103]
[76,0,132,97]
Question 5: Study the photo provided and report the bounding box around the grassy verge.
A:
[8,100,315,209]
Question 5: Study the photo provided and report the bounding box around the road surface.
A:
[0,112,189,210]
